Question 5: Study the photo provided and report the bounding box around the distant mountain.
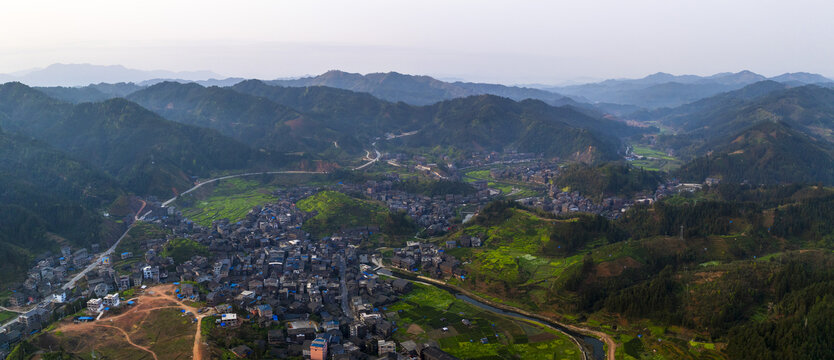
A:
[640,81,834,185]
[231,79,423,135]
[267,70,574,106]
[0,126,123,281]
[127,82,350,154]
[391,95,630,162]
[0,82,279,197]
[138,78,246,87]
[1,63,222,87]
[36,82,145,103]
[551,71,768,108]
[769,72,833,85]
[677,121,834,185]
[650,83,834,151]
[550,70,833,109]
[131,80,636,162]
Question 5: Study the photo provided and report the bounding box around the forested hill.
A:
[134,80,639,162]
[232,79,423,136]
[676,121,834,185]
[0,127,123,282]
[126,82,341,154]
[392,95,629,161]
[0,82,281,197]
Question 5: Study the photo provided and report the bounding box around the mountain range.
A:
[0,63,223,87]
[128,80,634,162]
[0,82,281,197]
[550,71,833,109]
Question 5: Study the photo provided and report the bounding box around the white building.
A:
[87,298,103,313]
[103,293,120,308]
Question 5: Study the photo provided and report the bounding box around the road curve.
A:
[161,170,325,208]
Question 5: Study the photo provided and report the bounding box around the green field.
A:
[0,311,17,324]
[389,283,582,360]
[297,190,389,235]
[463,169,542,199]
[630,144,683,171]
[179,178,278,227]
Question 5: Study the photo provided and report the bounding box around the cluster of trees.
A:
[556,163,663,199]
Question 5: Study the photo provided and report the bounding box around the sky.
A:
[1,0,833,84]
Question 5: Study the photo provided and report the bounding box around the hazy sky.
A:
[1,0,832,84]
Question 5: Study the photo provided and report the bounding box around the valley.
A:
[2,68,834,360]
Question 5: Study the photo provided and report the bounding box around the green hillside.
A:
[0,82,282,197]
[0,127,123,282]
[676,121,834,184]
[128,82,348,154]
[296,190,414,238]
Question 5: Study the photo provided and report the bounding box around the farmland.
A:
[389,283,582,360]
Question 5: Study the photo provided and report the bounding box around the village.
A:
[0,154,721,359]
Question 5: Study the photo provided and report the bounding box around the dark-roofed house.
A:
[391,279,413,293]
[421,346,459,360]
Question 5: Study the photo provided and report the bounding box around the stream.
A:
[384,269,606,360]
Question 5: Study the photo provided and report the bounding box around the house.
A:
[180,283,195,297]
[142,266,160,282]
[19,308,47,329]
[87,298,103,313]
[420,346,459,360]
[230,344,253,358]
[118,275,131,291]
[310,338,328,360]
[220,313,239,327]
[256,304,272,318]
[9,292,26,307]
[391,279,413,293]
[103,293,120,308]
[378,340,396,356]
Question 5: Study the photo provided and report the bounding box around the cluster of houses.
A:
[390,241,470,280]
[336,177,495,236]
[133,187,460,359]
[487,161,561,185]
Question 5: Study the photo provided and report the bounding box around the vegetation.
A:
[0,82,284,197]
[0,127,123,282]
[556,162,664,199]
[389,283,582,360]
[162,238,209,264]
[297,191,415,237]
[178,178,278,227]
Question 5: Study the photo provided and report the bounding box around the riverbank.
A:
[386,268,617,360]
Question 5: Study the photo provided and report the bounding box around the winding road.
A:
[161,170,325,208]
[353,144,381,171]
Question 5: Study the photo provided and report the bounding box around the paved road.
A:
[354,144,381,171]
[161,170,325,208]
[339,255,352,319]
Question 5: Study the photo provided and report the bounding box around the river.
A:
[384,269,606,360]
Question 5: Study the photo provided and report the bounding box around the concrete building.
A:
[87,298,103,313]
[310,338,328,360]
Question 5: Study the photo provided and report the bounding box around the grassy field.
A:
[630,144,683,171]
[297,190,389,235]
[0,310,17,324]
[463,169,542,199]
[389,283,582,360]
[179,178,277,227]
